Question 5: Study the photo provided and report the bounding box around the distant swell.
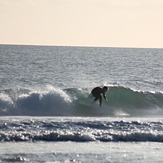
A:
[0,86,163,116]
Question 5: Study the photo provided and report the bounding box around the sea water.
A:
[0,45,163,162]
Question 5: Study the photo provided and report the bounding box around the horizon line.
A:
[0,43,162,49]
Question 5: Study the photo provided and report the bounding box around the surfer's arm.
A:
[103,93,108,102]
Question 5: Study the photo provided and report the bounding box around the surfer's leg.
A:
[93,93,101,104]
[94,96,99,102]
[99,95,102,106]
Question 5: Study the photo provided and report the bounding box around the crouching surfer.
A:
[91,86,108,106]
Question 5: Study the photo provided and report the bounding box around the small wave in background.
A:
[0,117,162,143]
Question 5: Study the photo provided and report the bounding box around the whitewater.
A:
[0,44,163,162]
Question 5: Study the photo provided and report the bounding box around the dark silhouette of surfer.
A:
[91,86,108,106]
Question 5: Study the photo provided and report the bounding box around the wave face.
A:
[0,117,163,142]
[0,86,163,116]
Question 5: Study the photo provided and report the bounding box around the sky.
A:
[0,0,163,48]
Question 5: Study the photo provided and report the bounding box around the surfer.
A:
[91,86,108,106]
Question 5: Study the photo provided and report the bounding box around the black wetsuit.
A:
[91,87,107,106]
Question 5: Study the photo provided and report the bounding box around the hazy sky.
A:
[0,0,163,48]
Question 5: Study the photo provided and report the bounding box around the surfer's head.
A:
[103,86,108,91]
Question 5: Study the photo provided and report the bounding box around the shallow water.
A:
[1,141,163,162]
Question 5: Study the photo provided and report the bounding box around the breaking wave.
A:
[0,85,163,116]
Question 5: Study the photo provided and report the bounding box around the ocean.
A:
[0,44,163,162]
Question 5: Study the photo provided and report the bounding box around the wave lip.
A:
[107,86,163,109]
